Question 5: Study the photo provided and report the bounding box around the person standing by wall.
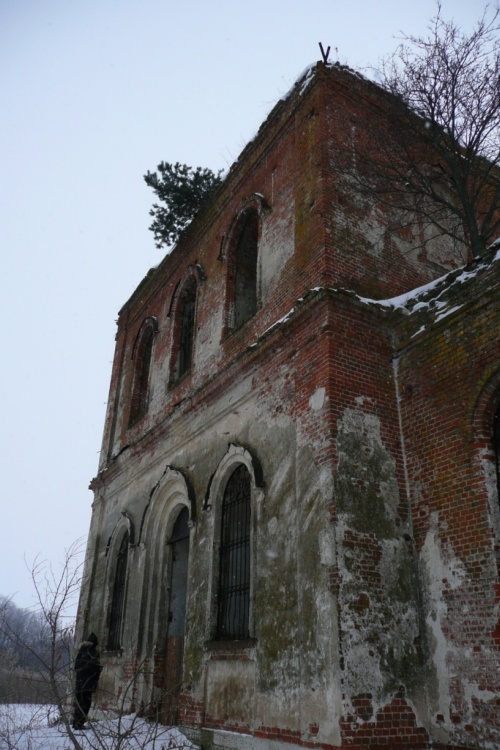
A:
[72,632,102,730]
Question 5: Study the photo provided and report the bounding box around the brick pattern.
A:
[395,261,500,748]
[97,66,462,473]
[341,695,429,748]
[178,691,204,727]
[81,64,500,750]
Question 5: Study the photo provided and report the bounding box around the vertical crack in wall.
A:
[391,356,411,506]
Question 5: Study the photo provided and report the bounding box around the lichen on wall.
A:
[334,407,423,706]
[419,508,499,746]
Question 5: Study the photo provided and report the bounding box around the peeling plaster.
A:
[480,448,500,538]
[318,526,336,566]
[335,407,422,710]
[309,386,326,412]
[420,520,466,718]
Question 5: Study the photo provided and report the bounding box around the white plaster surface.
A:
[309,386,326,412]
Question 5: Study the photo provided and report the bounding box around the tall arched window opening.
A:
[179,284,195,377]
[171,278,197,383]
[217,465,251,640]
[161,506,190,725]
[107,531,129,650]
[167,507,190,637]
[129,323,155,425]
[234,210,259,329]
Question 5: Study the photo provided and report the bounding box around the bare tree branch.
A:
[338,4,500,259]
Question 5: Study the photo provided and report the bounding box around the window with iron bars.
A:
[217,465,251,640]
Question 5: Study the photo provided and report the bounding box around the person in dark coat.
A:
[72,632,102,729]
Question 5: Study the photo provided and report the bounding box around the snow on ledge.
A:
[249,248,499,349]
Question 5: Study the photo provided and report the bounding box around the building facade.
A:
[76,63,500,750]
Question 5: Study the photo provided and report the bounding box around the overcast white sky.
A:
[0,0,483,611]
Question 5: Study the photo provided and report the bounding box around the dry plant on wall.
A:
[336,4,500,259]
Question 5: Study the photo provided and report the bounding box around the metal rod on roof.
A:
[319,42,330,64]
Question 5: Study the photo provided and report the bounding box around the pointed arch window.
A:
[171,277,197,384]
[107,531,129,651]
[167,507,190,637]
[129,318,157,425]
[217,464,251,640]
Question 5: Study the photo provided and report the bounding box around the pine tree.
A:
[144,161,223,248]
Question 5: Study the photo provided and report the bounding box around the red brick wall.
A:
[84,65,500,750]
[395,258,500,748]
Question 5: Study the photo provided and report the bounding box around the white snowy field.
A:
[0,704,198,749]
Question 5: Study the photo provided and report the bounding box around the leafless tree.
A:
[339,4,500,259]
[0,566,76,704]
[0,542,82,747]
[0,545,191,750]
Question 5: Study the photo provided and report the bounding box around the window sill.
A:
[102,649,123,658]
[168,370,192,391]
[205,638,257,652]
[127,414,146,430]
[222,317,256,342]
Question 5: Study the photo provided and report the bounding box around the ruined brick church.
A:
[76,62,500,750]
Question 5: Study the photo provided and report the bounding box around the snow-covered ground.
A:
[0,704,198,750]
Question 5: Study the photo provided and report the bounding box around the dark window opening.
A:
[171,278,197,384]
[234,211,258,329]
[107,532,129,650]
[217,465,251,640]
[129,326,154,425]
[178,284,196,378]
[161,506,190,725]
[167,507,190,638]
[169,506,190,545]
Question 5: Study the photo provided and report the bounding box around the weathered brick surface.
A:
[78,63,500,750]
[391,252,500,750]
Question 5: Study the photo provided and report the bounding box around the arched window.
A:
[107,531,129,650]
[167,506,190,636]
[233,210,259,329]
[161,506,190,725]
[129,320,156,425]
[217,465,251,640]
[171,277,197,383]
